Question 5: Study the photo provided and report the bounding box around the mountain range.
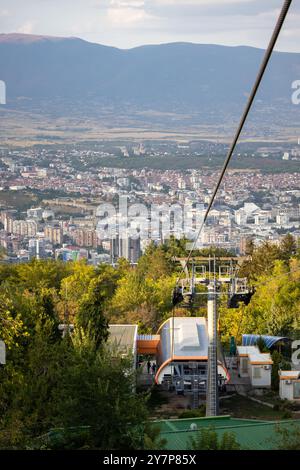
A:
[0,33,299,112]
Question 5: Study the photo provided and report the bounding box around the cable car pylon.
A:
[172,256,254,415]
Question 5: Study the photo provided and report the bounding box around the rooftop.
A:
[153,415,300,450]
[158,317,208,360]
[237,345,273,364]
[279,370,300,379]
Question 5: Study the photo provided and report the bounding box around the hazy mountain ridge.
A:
[0,33,299,113]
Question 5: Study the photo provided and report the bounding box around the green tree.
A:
[239,241,282,280]
[274,423,300,450]
[194,247,235,258]
[0,318,70,447]
[280,234,297,261]
[189,427,240,450]
[230,260,300,338]
[255,336,269,353]
[49,338,149,450]
[109,269,176,330]
[0,292,28,348]
[76,278,109,348]
[143,424,167,450]
[16,258,70,292]
[0,324,149,450]
[162,236,190,258]
[59,261,96,320]
[137,245,172,280]
[245,238,255,256]
[271,350,282,391]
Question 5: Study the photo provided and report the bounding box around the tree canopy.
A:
[0,233,299,449]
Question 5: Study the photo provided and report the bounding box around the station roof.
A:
[153,416,300,450]
[155,317,229,384]
[279,370,300,380]
[158,317,208,362]
[237,345,259,356]
[237,345,273,365]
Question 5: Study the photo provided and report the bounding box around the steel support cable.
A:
[175,0,293,287]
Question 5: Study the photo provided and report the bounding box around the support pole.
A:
[206,280,219,416]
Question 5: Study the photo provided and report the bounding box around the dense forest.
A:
[0,234,299,449]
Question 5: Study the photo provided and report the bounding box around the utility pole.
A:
[206,278,219,417]
[63,280,69,338]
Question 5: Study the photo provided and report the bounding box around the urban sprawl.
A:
[0,141,300,264]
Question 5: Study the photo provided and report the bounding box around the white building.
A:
[27,207,43,219]
[178,178,186,190]
[254,212,270,226]
[42,209,55,220]
[276,214,289,225]
[235,210,247,226]
[243,203,260,215]
[279,371,300,401]
[237,346,273,388]
[234,203,261,226]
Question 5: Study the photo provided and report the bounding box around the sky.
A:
[0,0,300,52]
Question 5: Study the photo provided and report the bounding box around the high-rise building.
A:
[28,238,47,259]
[44,225,63,245]
[111,235,141,263]
[73,228,98,248]
[3,216,37,238]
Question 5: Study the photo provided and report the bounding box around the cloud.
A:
[17,21,35,34]
[146,0,282,18]
[106,0,152,26]
[0,0,299,51]
[107,7,150,25]
[110,0,145,7]
[0,9,10,17]
[152,0,257,4]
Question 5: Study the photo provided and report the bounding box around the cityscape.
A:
[0,0,300,458]
[0,140,299,264]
